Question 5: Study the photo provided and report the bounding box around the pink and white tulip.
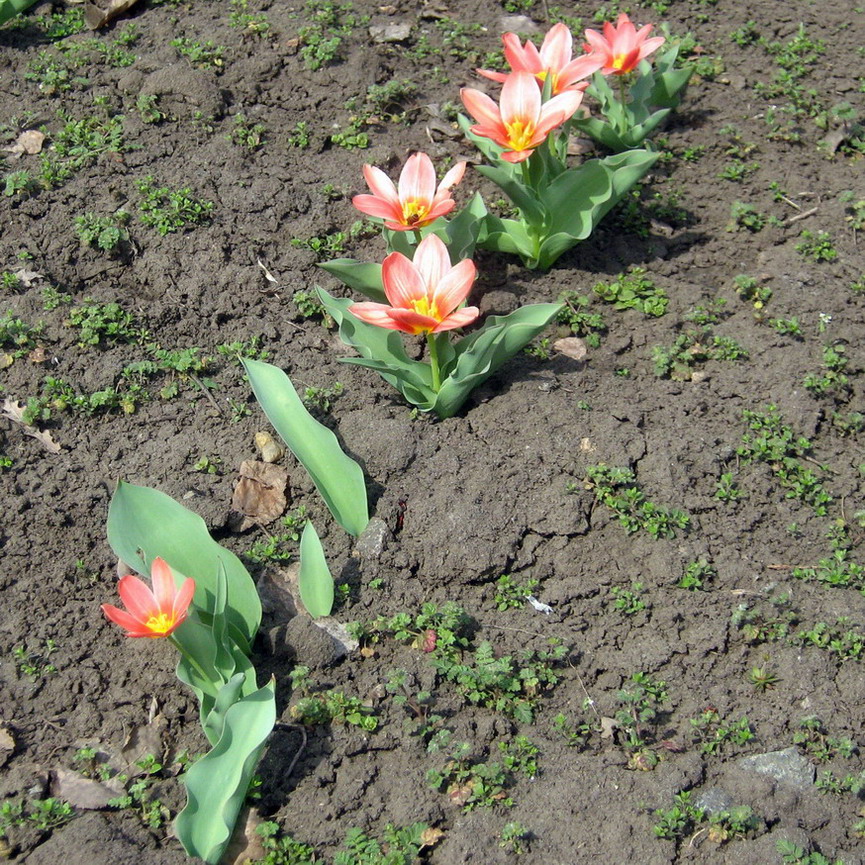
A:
[583,13,665,76]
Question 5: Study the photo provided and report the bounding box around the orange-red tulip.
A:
[461,71,583,163]
[583,13,665,76]
[352,152,466,231]
[349,233,478,335]
[477,23,603,95]
[102,557,195,638]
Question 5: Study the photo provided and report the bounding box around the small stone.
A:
[693,787,734,815]
[369,22,411,42]
[738,747,815,791]
[353,517,390,561]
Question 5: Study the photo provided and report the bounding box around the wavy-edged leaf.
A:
[107,481,260,652]
[242,358,369,537]
[298,521,334,618]
[175,679,276,865]
[318,259,385,302]
[0,0,39,26]
[432,303,562,418]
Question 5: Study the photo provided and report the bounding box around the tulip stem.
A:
[412,228,423,246]
[169,635,212,686]
[426,333,442,393]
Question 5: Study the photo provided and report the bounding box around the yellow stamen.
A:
[402,199,430,226]
[410,295,439,322]
[145,612,175,635]
[504,118,536,153]
[612,55,626,70]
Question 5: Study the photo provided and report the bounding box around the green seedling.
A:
[54,111,125,170]
[731,595,797,644]
[803,345,850,399]
[593,267,668,317]
[556,291,607,346]
[610,582,647,614]
[747,665,779,691]
[287,121,310,148]
[13,639,58,680]
[426,738,513,811]
[330,117,370,150]
[493,573,539,610]
[135,93,164,124]
[74,210,130,251]
[289,665,377,731]
[737,406,832,515]
[796,230,837,262]
[777,838,848,865]
[246,506,308,564]
[689,709,754,754]
[793,717,856,762]
[297,0,369,70]
[229,114,265,149]
[727,201,765,232]
[253,821,317,864]
[678,558,714,590]
[357,79,418,124]
[291,230,348,258]
[302,382,344,413]
[216,335,270,364]
[0,797,73,837]
[3,169,39,198]
[0,311,43,359]
[706,806,760,843]
[585,464,690,539]
[335,822,430,865]
[815,770,865,796]
[652,791,705,839]
[384,669,443,740]
[67,299,144,347]
[192,456,221,475]
[228,0,270,35]
[733,274,772,311]
[293,289,330,322]
[769,317,802,337]
[794,620,864,661]
[499,821,531,855]
[171,37,225,70]
[615,672,668,769]
[107,755,169,829]
[135,176,214,235]
[652,329,748,380]
[714,472,743,503]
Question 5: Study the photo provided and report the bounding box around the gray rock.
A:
[369,23,412,43]
[353,517,390,560]
[693,786,734,815]
[737,747,815,790]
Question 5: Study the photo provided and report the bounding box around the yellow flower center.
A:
[536,69,559,93]
[410,295,439,323]
[145,612,175,635]
[612,54,626,70]
[504,118,536,153]
[402,199,430,226]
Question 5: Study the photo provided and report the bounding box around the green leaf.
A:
[107,481,260,653]
[298,521,334,618]
[433,303,562,418]
[175,679,276,865]
[318,259,385,302]
[443,192,489,261]
[0,0,39,26]
[242,358,369,537]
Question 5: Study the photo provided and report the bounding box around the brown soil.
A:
[1,0,864,863]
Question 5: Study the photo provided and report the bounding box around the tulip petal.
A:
[150,557,176,611]
[501,32,540,75]
[398,152,435,207]
[540,23,572,73]
[117,574,158,621]
[172,576,196,621]
[412,234,452,294]
[432,306,480,332]
[460,87,505,134]
[431,259,477,317]
[349,302,406,330]
[386,308,441,334]
[435,161,466,197]
[361,164,399,205]
[536,89,583,138]
[500,71,541,128]
[101,603,148,633]
[476,68,509,84]
[352,193,403,223]
[382,252,425,308]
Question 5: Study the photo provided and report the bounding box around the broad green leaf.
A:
[318,259,385,302]
[243,358,369,537]
[443,192,489,261]
[474,164,546,228]
[298,521,334,618]
[0,0,39,25]
[433,303,562,418]
[175,679,276,865]
[107,481,259,652]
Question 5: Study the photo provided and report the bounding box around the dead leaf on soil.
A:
[221,807,267,865]
[83,0,142,29]
[420,826,445,848]
[553,337,587,361]
[599,716,617,739]
[13,267,44,287]
[0,725,15,766]
[49,768,125,809]
[254,430,284,464]
[2,398,61,453]
[119,711,168,770]
[230,460,289,530]
[256,563,300,619]
[2,130,45,158]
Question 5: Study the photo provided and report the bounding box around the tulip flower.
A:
[461,71,583,163]
[352,152,467,232]
[350,234,478,391]
[477,23,603,95]
[102,557,195,638]
[583,13,665,76]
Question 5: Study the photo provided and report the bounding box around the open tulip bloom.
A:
[316,233,561,418]
[459,64,658,270]
[573,14,694,152]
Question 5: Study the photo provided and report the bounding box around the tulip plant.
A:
[318,233,561,418]
[459,20,660,270]
[572,15,694,152]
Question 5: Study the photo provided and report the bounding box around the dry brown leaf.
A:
[83,0,142,29]
[420,826,445,848]
[599,716,617,739]
[553,337,588,361]
[13,267,44,287]
[49,768,125,809]
[2,398,61,453]
[2,130,45,158]
[230,460,288,530]
[119,713,168,770]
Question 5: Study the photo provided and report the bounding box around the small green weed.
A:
[298,0,369,70]
[0,797,73,838]
[0,312,43,358]
[585,464,690,539]
[610,582,647,615]
[796,230,837,262]
[615,672,668,769]
[714,472,743,503]
[593,267,668,317]
[171,37,225,70]
[731,594,797,644]
[229,114,266,149]
[556,291,606,346]
[13,639,58,680]
[302,382,343,413]
[793,717,857,763]
[107,755,169,829]
[678,558,714,590]
[652,791,705,839]
[74,210,130,251]
[747,665,779,691]
[67,299,144,347]
[777,838,848,864]
[803,345,850,399]
[135,177,214,235]
[136,93,165,124]
[794,619,864,661]
[54,111,126,170]
[246,506,308,564]
[652,329,748,380]
[689,709,754,755]
[727,201,765,232]
[228,0,270,36]
[289,666,377,731]
[493,573,539,610]
[733,274,772,311]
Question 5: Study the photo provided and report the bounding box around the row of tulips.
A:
[99,13,694,863]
